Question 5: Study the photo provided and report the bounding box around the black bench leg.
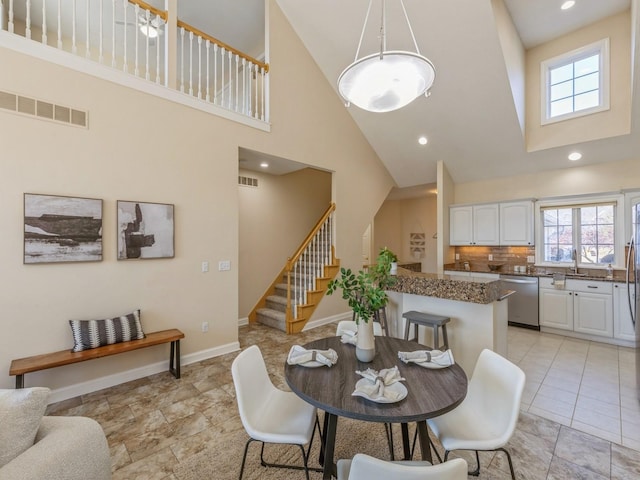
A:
[169,340,181,379]
[16,375,24,389]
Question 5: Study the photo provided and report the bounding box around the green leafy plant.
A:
[327,248,398,323]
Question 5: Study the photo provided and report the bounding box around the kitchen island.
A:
[386,269,512,375]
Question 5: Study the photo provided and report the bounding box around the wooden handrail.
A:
[176,19,269,72]
[128,0,168,21]
[286,203,336,270]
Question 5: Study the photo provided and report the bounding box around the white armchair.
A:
[337,454,468,480]
[427,349,526,479]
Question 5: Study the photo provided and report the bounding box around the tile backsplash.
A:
[454,246,534,271]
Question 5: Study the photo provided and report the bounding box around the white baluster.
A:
[41,0,47,45]
[111,0,116,67]
[227,50,232,109]
[197,35,202,99]
[8,0,14,33]
[71,0,76,53]
[253,64,258,118]
[144,9,150,80]
[25,0,31,40]
[261,67,265,121]
[241,58,246,114]
[57,0,61,48]
[133,4,139,76]
[188,31,193,96]
[85,0,90,58]
[205,40,210,102]
[122,0,127,72]
[155,14,160,83]
[98,0,103,63]
[213,43,218,105]
[220,47,225,107]
[234,54,239,112]
[180,26,185,92]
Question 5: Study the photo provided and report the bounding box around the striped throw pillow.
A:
[69,310,145,352]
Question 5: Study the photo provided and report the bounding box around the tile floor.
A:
[44,322,640,479]
[507,326,640,450]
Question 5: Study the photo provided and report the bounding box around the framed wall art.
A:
[117,201,174,260]
[24,193,103,264]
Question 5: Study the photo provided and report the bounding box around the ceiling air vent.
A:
[0,90,88,128]
[238,175,258,187]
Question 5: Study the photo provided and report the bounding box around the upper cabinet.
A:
[450,204,499,246]
[450,201,534,246]
[499,201,534,246]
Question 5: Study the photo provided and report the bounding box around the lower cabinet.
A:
[613,283,636,341]
[539,278,613,338]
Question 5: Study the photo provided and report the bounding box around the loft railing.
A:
[0,0,269,123]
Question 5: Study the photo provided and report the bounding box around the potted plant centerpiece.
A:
[327,248,398,362]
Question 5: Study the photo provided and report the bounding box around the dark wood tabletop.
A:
[285,336,468,424]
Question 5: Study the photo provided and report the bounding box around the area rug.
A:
[173,418,419,480]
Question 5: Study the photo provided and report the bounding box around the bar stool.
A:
[402,310,450,350]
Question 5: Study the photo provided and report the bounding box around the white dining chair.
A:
[337,454,468,480]
[231,345,320,480]
[335,320,383,337]
[427,348,525,479]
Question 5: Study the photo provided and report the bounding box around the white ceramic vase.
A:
[356,318,376,362]
[390,262,398,275]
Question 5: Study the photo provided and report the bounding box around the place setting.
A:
[397,349,455,369]
[351,365,407,403]
[286,344,338,368]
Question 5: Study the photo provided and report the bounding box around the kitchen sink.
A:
[566,273,588,277]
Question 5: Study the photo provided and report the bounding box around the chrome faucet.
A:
[570,249,578,274]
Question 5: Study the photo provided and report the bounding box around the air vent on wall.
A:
[238,175,258,187]
[0,90,88,128]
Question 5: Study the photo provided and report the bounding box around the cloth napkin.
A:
[340,330,358,346]
[397,349,455,368]
[352,366,406,401]
[287,345,338,367]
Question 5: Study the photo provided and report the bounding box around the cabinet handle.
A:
[587,286,598,289]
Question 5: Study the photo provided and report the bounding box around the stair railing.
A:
[286,203,335,320]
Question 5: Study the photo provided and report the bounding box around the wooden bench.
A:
[9,329,184,388]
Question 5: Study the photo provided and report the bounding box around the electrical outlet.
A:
[527,256,535,263]
[455,253,460,260]
[201,261,209,273]
[201,321,209,333]
[488,254,493,261]
[218,260,231,271]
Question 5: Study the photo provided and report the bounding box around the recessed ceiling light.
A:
[260,162,269,168]
[418,136,428,145]
[561,1,575,11]
[568,152,582,161]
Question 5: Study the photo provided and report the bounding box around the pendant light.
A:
[337,0,435,113]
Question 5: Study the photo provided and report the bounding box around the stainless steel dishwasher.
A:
[500,275,539,329]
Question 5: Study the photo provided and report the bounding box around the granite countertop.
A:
[443,265,628,283]
[387,268,503,304]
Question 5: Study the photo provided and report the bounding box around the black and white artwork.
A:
[117,201,174,260]
[24,193,103,264]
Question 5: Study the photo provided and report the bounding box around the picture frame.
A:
[24,193,103,264]
[117,200,175,260]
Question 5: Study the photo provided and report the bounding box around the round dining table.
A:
[284,335,468,480]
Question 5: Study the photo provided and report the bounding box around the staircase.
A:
[248,204,340,334]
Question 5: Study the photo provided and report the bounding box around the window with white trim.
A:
[540,39,610,125]
[540,202,616,266]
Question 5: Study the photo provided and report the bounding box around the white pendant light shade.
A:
[338,51,435,113]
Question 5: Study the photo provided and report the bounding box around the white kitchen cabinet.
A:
[450,204,499,246]
[539,278,613,338]
[444,270,470,277]
[540,288,574,331]
[613,283,636,341]
[499,201,534,246]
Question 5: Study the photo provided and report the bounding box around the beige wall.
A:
[452,157,640,205]
[0,0,394,393]
[238,167,331,318]
[374,196,438,273]
[526,11,631,152]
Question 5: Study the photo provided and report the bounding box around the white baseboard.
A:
[48,341,240,404]
[303,312,351,331]
[238,317,249,326]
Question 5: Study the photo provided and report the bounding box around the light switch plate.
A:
[218,260,231,271]
[527,256,535,263]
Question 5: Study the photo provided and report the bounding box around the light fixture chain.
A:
[354,0,375,62]
[380,0,386,60]
[400,0,421,55]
